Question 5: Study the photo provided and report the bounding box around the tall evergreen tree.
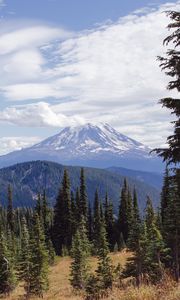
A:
[162,172,180,281]
[79,168,88,220]
[0,226,16,295]
[154,12,180,281]
[53,169,72,255]
[123,222,148,287]
[127,188,141,251]
[145,196,155,238]
[145,198,167,283]
[104,193,115,251]
[70,217,90,290]
[71,191,77,237]
[161,166,170,226]
[75,187,81,224]
[118,179,132,243]
[18,217,31,294]
[7,185,14,233]
[93,190,101,252]
[29,214,49,297]
[96,218,113,291]
[35,193,42,221]
[155,11,180,165]
[88,202,93,241]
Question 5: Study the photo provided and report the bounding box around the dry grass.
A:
[2,251,180,300]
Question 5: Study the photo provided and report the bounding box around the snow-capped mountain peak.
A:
[0,123,162,172]
[33,122,150,156]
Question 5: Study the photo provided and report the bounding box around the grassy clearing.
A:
[2,251,180,300]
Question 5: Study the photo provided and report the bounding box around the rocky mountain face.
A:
[0,123,163,172]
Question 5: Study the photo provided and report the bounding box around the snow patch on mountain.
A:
[0,123,162,172]
[32,123,151,157]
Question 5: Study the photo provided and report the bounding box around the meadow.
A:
[3,250,180,300]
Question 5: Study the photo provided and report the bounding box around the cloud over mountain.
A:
[0,2,180,153]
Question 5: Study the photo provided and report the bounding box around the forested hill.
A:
[0,160,160,211]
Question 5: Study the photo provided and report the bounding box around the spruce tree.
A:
[28,213,49,297]
[127,188,141,251]
[161,166,170,225]
[161,171,180,281]
[35,193,43,221]
[118,179,132,243]
[53,169,72,255]
[104,193,115,251]
[18,217,31,294]
[0,226,16,295]
[88,202,93,241]
[70,217,90,290]
[123,222,148,287]
[144,198,168,283]
[71,191,77,237]
[93,189,101,252]
[42,191,55,264]
[85,218,113,299]
[154,12,180,281]
[155,11,180,165]
[7,185,14,233]
[75,187,81,225]
[145,196,155,238]
[79,168,88,220]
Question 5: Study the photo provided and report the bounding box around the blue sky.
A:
[0,0,179,154]
[3,0,177,30]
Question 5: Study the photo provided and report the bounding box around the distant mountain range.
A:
[0,123,163,172]
[106,167,163,190]
[0,161,161,212]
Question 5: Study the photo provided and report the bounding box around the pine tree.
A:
[42,191,55,264]
[104,193,115,251]
[155,11,180,165]
[85,218,113,299]
[145,223,166,283]
[28,214,49,297]
[53,169,72,255]
[18,217,31,294]
[96,218,113,291]
[75,187,81,224]
[123,222,148,287]
[144,198,167,283]
[71,191,77,237]
[35,193,42,221]
[0,226,16,295]
[118,179,132,243]
[79,168,88,220]
[161,171,180,281]
[7,185,14,233]
[127,188,141,251]
[161,166,170,225]
[70,217,90,290]
[42,190,49,235]
[93,189,101,252]
[145,196,155,236]
[88,202,93,241]
[154,11,180,281]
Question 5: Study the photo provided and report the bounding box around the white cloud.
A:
[0,102,85,127]
[0,2,179,150]
[0,136,41,155]
[0,26,70,55]
[0,23,73,86]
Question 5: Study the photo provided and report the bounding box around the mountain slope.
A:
[0,160,160,212]
[107,167,163,190]
[0,123,163,172]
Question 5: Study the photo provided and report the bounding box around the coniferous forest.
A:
[0,10,180,300]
